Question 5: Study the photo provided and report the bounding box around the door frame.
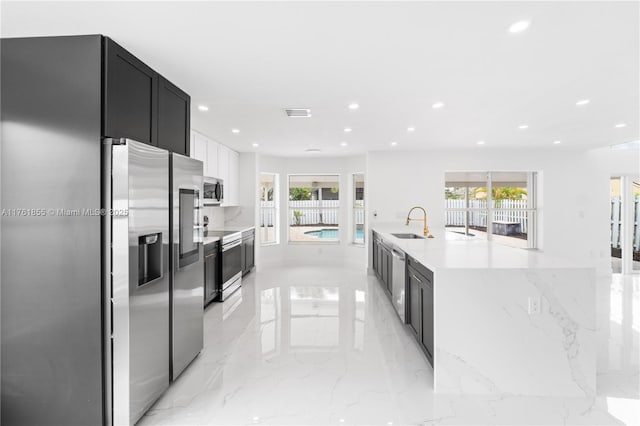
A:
[612,175,639,274]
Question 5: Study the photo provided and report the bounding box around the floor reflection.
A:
[140,267,640,426]
[259,286,365,355]
[598,273,640,400]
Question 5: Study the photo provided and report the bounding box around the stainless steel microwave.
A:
[203,177,223,205]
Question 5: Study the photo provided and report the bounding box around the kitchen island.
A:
[371,226,596,398]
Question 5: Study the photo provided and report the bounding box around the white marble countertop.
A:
[372,224,589,271]
[203,235,221,245]
[210,225,255,234]
[202,225,255,245]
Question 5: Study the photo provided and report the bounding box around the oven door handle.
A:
[222,240,242,251]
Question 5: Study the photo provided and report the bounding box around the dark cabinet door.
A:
[204,251,219,305]
[240,240,246,273]
[421,279,434,365]
[386,252,393,294]
[157,75,190,156]
[246,236,255,271]
[407,269,422,338]
[372,235,378,273]
[241,231,255,276]
[381,247,388,290]
[103,38,158,145]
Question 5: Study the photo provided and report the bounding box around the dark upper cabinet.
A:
[103,38,158,145]
[103,37,190,155]
[157,76,190,156]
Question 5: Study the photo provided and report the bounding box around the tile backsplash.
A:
[224,206,253,227]
[203,206,224,232]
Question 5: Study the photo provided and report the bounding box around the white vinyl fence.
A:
[259,200,342,226]
[288,200,339,225]
[611,196,640,252]
[444,199,529,233]
[260,200,365,227]
[354,208,365,226]
[260,201,276,228]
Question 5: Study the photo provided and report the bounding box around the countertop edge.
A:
[371,226,593,272]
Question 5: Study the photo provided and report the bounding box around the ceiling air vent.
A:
[285,108,312,118]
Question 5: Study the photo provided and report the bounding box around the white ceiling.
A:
[2,1,638,156]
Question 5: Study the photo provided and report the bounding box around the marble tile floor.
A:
[140,267,639,426]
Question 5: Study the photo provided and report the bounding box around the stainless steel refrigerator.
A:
[104,138,171,425]
[169,153,204,381]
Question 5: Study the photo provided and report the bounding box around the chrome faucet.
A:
[405,206,434,238]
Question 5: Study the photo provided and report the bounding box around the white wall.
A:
[258,154,367,268]
[366,148,639,275]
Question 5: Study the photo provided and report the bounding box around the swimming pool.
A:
[304,229,364,240]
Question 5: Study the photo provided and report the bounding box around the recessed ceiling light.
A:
[305,148,321,154]
[339,420,345,424]
[576,99,590,106]
[252,417,260,422]
[432,102,444,109]
[344,127,352,133]
[348,103,359,110]
[508,20,530,33]
[231,129,240,134]
[252,143,259,147]
[477,140,486,145]
[518,124,529,129]
[340,142,348,147]
[407,127,415,132]
[390,141,398,147]
[553,140,562,145]
[614,123,627,128]
[197,105,209,112]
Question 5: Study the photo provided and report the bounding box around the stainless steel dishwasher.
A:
[391,247,407,323]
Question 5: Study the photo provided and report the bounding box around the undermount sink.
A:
[391,233,425,239]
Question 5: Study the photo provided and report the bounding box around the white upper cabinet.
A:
[191,131,207,170]
[227,150,239,206]
[190,129,239,206]
[217,144,229,184]
[206,141,219,178]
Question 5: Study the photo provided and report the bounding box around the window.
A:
[444,171,537,248]
[259,173,279,245]
[353,173,365,244]
[288,174,340,242]
[610,176,640,273]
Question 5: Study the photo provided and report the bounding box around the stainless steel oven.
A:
[220,232,242,300]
